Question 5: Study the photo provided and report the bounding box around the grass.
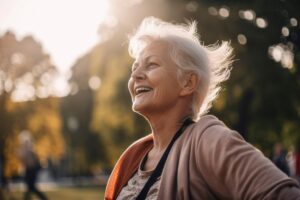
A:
[6,186,104,200]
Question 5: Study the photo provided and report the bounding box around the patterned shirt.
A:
[117,153,161,200]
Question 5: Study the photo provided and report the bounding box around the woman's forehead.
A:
[135,41,170,62]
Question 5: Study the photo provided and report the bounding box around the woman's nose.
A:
[131,67,146,80]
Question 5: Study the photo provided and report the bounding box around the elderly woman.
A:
[105,17,300,199]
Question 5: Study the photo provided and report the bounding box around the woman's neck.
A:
[146,110,190,152]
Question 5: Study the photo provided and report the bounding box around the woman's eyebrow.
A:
[132,55,161,70]
[144,55,159,62]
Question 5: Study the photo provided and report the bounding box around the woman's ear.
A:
[179,73,199,97]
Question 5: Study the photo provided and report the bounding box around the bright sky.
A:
[0,0,110,73]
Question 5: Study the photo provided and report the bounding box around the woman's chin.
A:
[132,103,143,112]
[132,103,149,115]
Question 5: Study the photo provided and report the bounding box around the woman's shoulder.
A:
[191,114,240,139]
[193,114,225,129]
[189,114,245,152]
[186,115,300,199]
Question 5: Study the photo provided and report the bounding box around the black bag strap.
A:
[136,118,194,200]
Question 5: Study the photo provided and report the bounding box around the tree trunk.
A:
[0,92,9,192]
[235,89,254,140]
[0,147,7,185]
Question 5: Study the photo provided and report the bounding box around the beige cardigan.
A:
[105,115,300,199]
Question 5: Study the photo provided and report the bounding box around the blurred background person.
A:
[296,144,300,184]
[18,131,47,200]
[0,158,5,200]
[272,143,290,176]
[287,146,296,179]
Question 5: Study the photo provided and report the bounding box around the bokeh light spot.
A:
[256,18,268,28]
[237,34,247,45]
[290,18,298,26]
[281,27,289,37]
[244,10,256,21]
[219,7,230,18]
[208,7,218,16]
[89,76,101,90]
[186,1,198,12]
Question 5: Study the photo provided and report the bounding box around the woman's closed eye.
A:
[146,62,159,69]
[131,62,159,73]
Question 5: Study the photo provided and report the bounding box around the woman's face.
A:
[128,41,184,116]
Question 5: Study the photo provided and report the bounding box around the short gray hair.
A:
[128,17,233,121]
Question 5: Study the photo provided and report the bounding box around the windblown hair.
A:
[128,17,233,121]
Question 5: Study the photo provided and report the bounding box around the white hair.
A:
[128,17,233,121]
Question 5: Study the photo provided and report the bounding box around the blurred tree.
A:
[60,53,110,175]
[0,32,64,187]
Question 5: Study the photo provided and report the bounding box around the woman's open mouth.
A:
[135,86,153,96]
